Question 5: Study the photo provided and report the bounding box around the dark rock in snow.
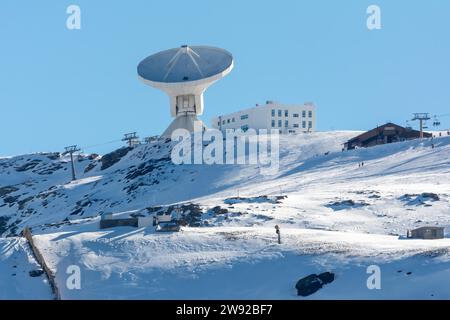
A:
[295,272,335,297]
[400,193,440,206]
[318,271,335,284]
[175,203,203,227]
[125,157,171,180]
[211,206,228,215]
[326,200,369,211]
[70,207,84,216]
[224,195,287,205]
[3,195,20,205]
[0,186,19,197]
[0,216,11,235]
[43,152,60,160]
[37,164,64,175]
[100,147,132,170]
[295,275,323,297]
[421,193,439,201]
[17,196,34,210]
[252,214,273,221]
[146,203,204,227]
[29,269,44,277]
[15,159,41,172]
[84,162,97,173]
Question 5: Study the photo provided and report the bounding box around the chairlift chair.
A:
[433,116,441,127]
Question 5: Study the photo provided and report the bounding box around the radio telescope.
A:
[137,45,234,138]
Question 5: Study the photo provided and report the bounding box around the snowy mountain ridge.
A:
[1,131,450,299]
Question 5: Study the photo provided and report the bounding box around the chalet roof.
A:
[412,226,445,232]
[346,123,430,144]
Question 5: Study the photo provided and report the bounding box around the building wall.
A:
[100,218,138,229]
[410,228,444,239]
[211,101,316,134]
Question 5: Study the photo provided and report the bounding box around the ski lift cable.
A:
[60,139,122,154]
[65,132,160,153]
[81,139,123,151]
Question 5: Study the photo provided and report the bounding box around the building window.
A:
[285,110,289,117]
[227,119,230,123]
[308,121,312,129]
[302,110,306,118]
[278,110,282,117]
[271,109,275,117]
[241,114,249,120]
[232,117,235,122]
[293,113,299,118]
[218,121,220,126]
[285,120,288,127]
[271,120,275,128]
[308,111,313,118]
[241,125,249,132]
[278,120,282,127]
[302,121,306,128]
[293,124,299,128]
[222,120,226,125]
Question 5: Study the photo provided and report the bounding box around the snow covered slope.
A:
[1,131,449,299]
[0,238,53,299]
[0,131,358,236]
[32,227,450,299]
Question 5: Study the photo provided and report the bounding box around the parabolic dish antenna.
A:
[138,45,234,137]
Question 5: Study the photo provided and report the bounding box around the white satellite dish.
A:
[138,45,234,137]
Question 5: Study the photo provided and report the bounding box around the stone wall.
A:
[22,227,61,300]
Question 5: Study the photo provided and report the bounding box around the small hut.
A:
[407,227,445,240]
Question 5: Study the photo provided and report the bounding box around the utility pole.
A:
[412,113,430,139]
[122,132,139,147]
[63,145,81,181]
[275,225,281,244]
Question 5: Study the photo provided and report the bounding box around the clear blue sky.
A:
[1,0,449,156]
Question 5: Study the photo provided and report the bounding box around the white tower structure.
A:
[138,45,234,138]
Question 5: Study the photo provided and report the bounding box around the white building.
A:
[211,101,316,134]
